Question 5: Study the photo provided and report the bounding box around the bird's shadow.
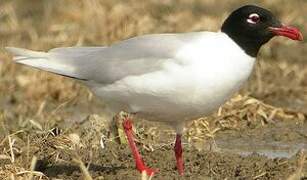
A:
[35,159,125,177]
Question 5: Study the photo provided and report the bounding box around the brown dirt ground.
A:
[1,0,307,179]
[2,118,306,180]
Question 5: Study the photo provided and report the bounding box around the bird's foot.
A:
[140,166,158,176]
[122,117,158,177]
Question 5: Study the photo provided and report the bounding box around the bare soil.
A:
[3,119,305,180]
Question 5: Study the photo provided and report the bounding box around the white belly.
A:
[90,59,255,123]
[89,33,256,124]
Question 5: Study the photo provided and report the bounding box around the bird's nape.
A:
[221,4,303,57]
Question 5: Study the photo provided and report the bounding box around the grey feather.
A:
[6,32,208,84]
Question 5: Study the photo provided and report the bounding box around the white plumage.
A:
[6,31,255,133]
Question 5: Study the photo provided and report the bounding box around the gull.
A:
[6,5,303,176]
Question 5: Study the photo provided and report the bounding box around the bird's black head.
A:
[221,5,303,57]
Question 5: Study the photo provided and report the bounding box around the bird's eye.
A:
[247,13,260,24]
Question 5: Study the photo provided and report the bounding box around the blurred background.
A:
[0,0,306,179]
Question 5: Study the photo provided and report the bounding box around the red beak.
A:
[269,25,303,41]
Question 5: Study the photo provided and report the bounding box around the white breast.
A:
[91,32,255,124]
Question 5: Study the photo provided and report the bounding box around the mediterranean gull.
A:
[6,4,303,176]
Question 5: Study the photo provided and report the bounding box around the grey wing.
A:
[7,32,208,84]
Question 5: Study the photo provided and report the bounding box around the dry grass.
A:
[0,0,307,179]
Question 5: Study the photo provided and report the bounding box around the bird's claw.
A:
[141,167,158,179]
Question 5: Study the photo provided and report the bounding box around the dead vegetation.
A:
[0,0,307,179]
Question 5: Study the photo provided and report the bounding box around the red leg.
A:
[122,118,157,176]
[174,134,184,175]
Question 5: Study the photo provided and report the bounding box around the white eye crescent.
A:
[247,13,260,24]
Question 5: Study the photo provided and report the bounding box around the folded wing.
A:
[6,32,206,84]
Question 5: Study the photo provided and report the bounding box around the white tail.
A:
[5,47,104,80]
